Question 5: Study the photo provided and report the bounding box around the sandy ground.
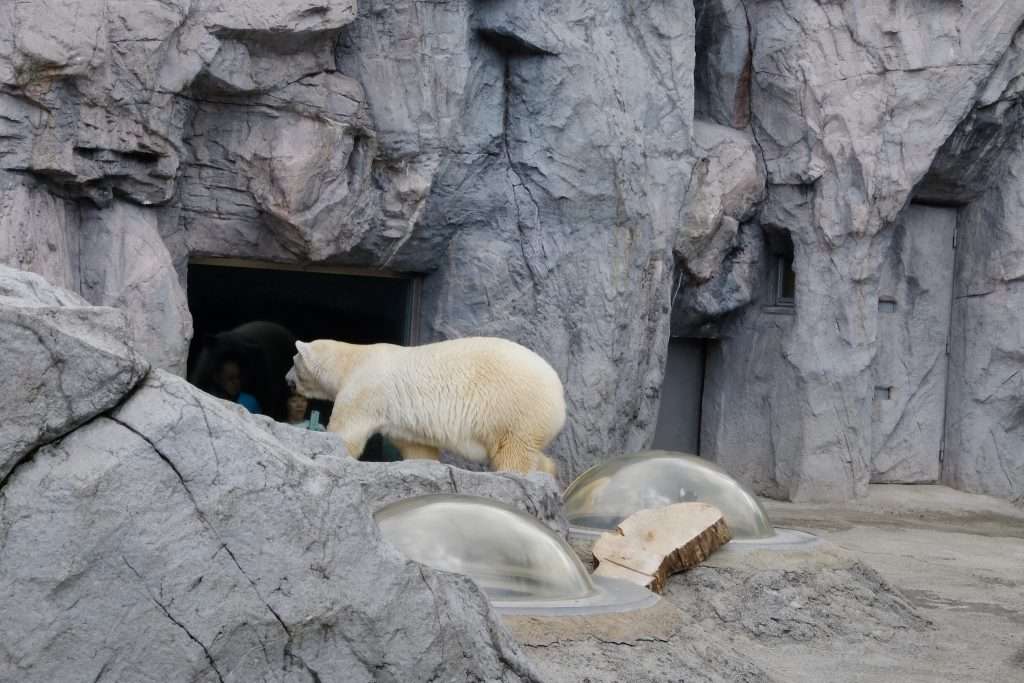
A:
[506,484,1024,682]
[758,485,1024,682]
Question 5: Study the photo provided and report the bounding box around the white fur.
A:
[288,336,566,474]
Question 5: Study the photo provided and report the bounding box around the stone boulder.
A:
[0,0,359,207]
[676,122,765,286]
[0,368,547,682]
[671,221,764,338]
[79,202,193,374]
[0,264,148,482]
[0,270,568,681]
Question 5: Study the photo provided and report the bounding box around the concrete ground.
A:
[758,484,1024,682]
[507,484,1024,682]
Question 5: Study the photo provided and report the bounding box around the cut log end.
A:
[592,502,732,594]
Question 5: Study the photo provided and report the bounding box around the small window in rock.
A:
[879,297,897,313]
[774,255,796,307]
[874,386,893,401]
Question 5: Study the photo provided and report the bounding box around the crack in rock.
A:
[121,555,226,683]
[108,416,295,640]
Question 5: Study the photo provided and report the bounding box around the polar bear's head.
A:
[285,340,339,401]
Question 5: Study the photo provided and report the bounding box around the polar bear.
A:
[285,336,565,475]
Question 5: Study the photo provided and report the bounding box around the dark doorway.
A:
[652,338,708,455]
[186,259,420,461]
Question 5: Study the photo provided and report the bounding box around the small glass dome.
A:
[375,494,659,615]
[375,494,595,601]
[563,451,776,540]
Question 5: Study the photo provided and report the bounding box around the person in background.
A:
[287,392,309,426]
[216,358,262,415]
[188,321,295,421]
[287,391,328,431]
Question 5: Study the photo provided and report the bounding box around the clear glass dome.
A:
[563,451,776,540]
[374,494,596,602]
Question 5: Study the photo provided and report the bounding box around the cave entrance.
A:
[186,258,422,461]
[652,338,709,455]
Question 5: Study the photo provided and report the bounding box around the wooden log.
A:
[592,502,732,593]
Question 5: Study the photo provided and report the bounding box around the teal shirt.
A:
[237,392,261,414]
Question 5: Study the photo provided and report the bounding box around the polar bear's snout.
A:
[284,366,297,392]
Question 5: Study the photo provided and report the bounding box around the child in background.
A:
[287,393,309,426]
[287,391,325,431]
[216,358,262,414]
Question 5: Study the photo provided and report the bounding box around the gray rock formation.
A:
[943,133,1024,501]
[79,202,192,373]
[0,265,148,483]
[2,1,1024,502]
[698,3,1024,501]
[0,0,698,485]
[677,122,765,287]
[389,1,698,479]
[693,0,751,129]
[0,271,567,682]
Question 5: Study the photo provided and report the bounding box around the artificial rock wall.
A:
[0,265,557,682]
[2,1,1024,502]
[696,1,1024,501]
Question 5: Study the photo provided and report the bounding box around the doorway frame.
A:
[188,257,423,345]
[652,336,710,456]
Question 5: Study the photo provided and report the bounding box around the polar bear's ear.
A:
[295,340,314,361]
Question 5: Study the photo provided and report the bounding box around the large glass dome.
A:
[563,451,776,540]
[375,494,658,615]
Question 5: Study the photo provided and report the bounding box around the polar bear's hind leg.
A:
[392,438,440,461]
[489,435,557,476]
[489,439,533,473]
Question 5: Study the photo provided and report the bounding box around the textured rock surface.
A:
[0,369,547,683]
[677,122,765,285]
[871,205,956,483]
[944,136,1024,501]
[79,202,192,374]
[235,418,567,534]
[761,485,1024,682]
[407,1,697,480]
[2,1,1024,501]
[0,0,698,485]
[514,535,930,683]
[693,0,751,129]
[0,265,148,483]
[699,3,1024,500]
[676,549,928,643]
[509,603,775,683]
[0,270,571,681]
